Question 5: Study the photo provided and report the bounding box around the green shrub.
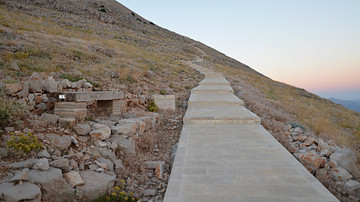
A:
[0,89,26,127]
[147,100,158,112]
[72,50,84,60]
[159,89,166,95]
[7,132,43,154]
[60,74,83,82]
[26,48,52,60]
[93,180,139,202]
[185,85,192,90]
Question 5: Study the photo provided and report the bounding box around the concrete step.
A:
[199,78,230,86]
[191,85,234,94]
[183,105,261,124]
[188,93,244,106]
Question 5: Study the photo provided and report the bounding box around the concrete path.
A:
[164,65,338,202]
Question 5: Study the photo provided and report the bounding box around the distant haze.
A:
[118,0,360,100]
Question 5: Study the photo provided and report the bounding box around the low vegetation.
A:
[7,132,43,154]
[0,89,26,127]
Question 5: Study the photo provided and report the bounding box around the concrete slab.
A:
[164,124,339,202]
[58,91,125,102]
[188,93,244,106]
[153,95,176,111]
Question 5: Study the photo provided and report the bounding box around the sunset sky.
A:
[118,0,360,100]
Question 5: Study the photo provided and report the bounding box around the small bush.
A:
[7,132,43,154]
[60,74,83,82]
[185,85,192,90]
[26,48,52,60]
[147,100,158,112]
[159,89,166,95]
[0,89,26,127]
[72,50,84,60]
[93,180,139,202]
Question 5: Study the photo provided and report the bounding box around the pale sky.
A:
[117,0,360,100]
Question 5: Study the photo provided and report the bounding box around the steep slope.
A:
[1,0,360,200]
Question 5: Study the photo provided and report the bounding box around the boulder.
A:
[42,76,57,93]
[111,124,135,136]
[90,126,111,140]
[38,149,50,158]
[50,158,70,172]
[97,147,116,160]
[0,182,41,202]
[331,167,353,182]
[295,151,323,173]
[145,70,154,78]
[345,180,360,193]
[58,79,72,89]
[63,171,84,187]
[29,168,73,201]
[92,123,108,130]
[83,82,93,89]
[73,124,91,135]
[16,81,29,98]
[113,159,125,175]
[46,133,72,150]
[330,148,360,178]
[10,159,37,169]
[33,158,49,171]
[58,117,76,128]
[5,83,22,95]
[97,157,114,172]
[74,79,87,89]
[77,170,116,201]
[9,168,30,183]
[36,103,47,111]
[29,72,43,80]
[111,135,136,155]
[42,113,59,125]
[29,80,42,93]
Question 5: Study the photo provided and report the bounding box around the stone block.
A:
[153,94,176,111]
[58,118,76,128]
[5,83,22,95]
[54,102,87,121]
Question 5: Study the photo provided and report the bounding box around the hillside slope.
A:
[1,0,360,200]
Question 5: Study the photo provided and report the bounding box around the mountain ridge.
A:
[329,97,360,112]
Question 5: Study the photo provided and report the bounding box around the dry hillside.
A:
[1,0,360,201]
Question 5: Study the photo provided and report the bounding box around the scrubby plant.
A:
[147,100,158,112]
[0,89,26,127]
[60,74,84,82]
[184,85,192,90]
[159,89,166,95]
[93,180,139,202]
[7,132,43,154]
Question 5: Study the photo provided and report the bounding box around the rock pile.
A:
[1,71,94,113]
[0,112,161,201]
[285,124,360,201]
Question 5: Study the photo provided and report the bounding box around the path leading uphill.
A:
[164,63,338,202]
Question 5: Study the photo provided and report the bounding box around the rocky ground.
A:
[0,70,195,201]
